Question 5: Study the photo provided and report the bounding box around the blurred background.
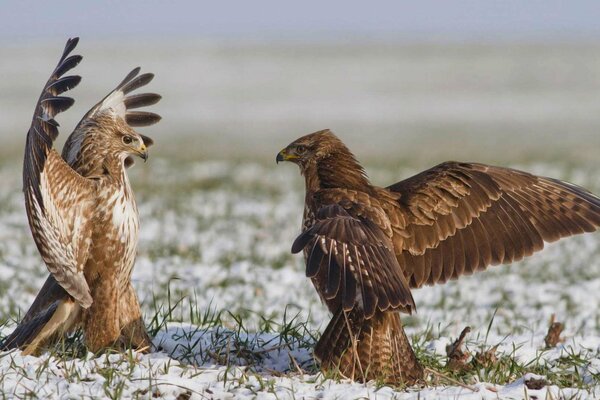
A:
[0,0,600,352]
[1,0,600,166]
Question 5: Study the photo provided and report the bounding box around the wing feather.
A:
[40,96,75,114]
[47,75,82,96]
[292,202,415,318]
[120,71,155,94]
[441,237,455,282]
[125,111,162,127]
[123,93,162,109]
[387,162,600,288]
[23,38,94,308]
[54,54,82,78]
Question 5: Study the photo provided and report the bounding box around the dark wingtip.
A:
[123,93,162,109]
[139,133,154,147]
[125,111,162,127]
[130,66,142,76]
[54,55,82,79]
[120,72,155,95]
[47,75,82,95]
[141,72,154,82]
[117,67,141,90]
[291,231,311,254]
[61,37,80,63]
[66,37,79,52]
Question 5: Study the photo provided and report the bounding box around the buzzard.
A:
[1,38,161,354]
[277,129,600,384]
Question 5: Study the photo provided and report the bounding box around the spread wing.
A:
[387,162,600,288]
[292,196,415,318]
[62,67,161,168]
[23,38,95,308]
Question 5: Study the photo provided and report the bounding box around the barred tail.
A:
[314,308,423,385]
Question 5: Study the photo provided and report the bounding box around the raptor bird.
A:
[1,38,161,354]
[277,129,600,384]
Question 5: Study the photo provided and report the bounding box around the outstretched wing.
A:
[292,193,415,318]
[62,67,161,168]
[387,162,600,288]
[23,38,95,308]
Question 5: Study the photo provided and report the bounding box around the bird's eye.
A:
[122,136,133,145]
[296,145,306,154]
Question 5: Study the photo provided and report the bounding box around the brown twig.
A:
[288,352,304,375]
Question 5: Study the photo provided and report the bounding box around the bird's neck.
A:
[79,152,126,182]
[70,138,126,181]
[101,154,127,181]
[304,151,373,194]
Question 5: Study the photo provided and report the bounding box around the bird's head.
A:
[276,129,344,170]
[277,129,371,191]
[101,114,152,165]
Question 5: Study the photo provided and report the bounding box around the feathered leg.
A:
[118,283,151,352]
[315,308,423,385]
[83,275,120,352]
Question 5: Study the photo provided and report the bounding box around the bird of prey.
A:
[277,129,600,384]
[1,38,161,355]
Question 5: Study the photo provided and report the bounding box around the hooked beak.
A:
[276,150,285,164]
[138,143,148,162]
[276,148,297,164]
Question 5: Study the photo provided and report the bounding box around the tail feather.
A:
[1,275,73,351]
[1,299,80,355]
[21,275,68,324]
[1,302,59,350]
[1,279,151,355]
[315,308,423,385]
[23,299,80,355]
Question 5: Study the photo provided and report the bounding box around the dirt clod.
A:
[544,314,564,349]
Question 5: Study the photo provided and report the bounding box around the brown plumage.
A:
[1,38,161,354]
[277,129,600,385]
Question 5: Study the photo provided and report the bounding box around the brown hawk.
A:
[277,129,600,385]
[1,38,161,354]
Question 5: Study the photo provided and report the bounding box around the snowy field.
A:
[0,41,599,398]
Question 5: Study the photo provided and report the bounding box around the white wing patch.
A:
[99,90,126,118]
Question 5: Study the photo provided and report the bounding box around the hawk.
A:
[1,38,161,354]
[277,129,600,384]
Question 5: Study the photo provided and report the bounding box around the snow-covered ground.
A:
[0,157,598,399]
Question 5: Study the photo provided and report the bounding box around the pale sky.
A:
[2,0,600,42]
